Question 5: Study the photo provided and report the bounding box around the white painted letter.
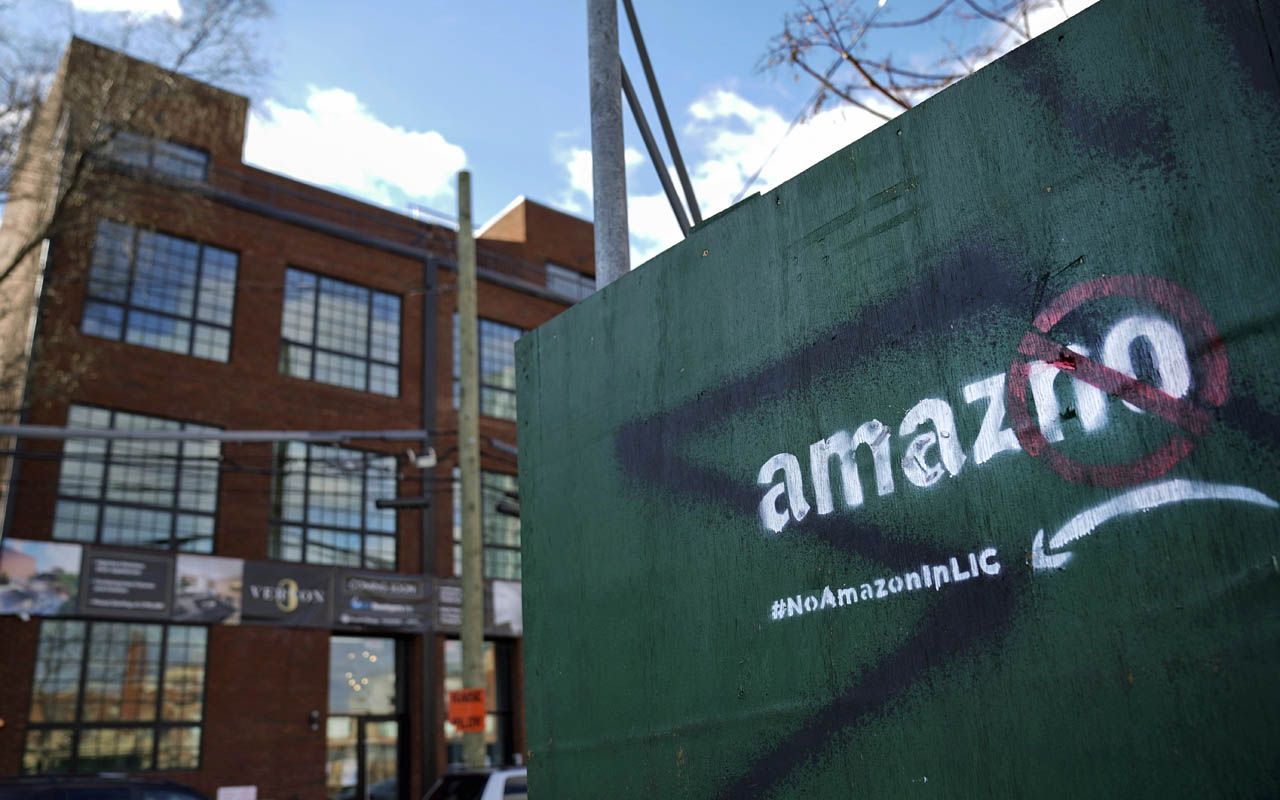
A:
[1029,343,1107,441]
[1101,315,1192,413]
[757,453,810,534]
[820,586,837,608]
[962,373,1021,465]
[808,419,894,515]
[900,398,966,488]
[978,547,1001,575]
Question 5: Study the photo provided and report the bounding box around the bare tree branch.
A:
[763,0,1080,121]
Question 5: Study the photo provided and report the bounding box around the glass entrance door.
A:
[326,637,403,800]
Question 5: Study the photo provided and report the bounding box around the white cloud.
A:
[555,143,642,216]
[554,90,893,264]
[245,86,467,209]
[71,0,182,20]
[553,0,1100,267]
[1025,0,1099,37]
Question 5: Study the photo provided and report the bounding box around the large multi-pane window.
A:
[23,621,207,774]
[545,262,593,302]
[82,220,237,362]
[452,316,523,421]
[105,131,209,182]
[280,268,401,396]
[269,442,398,571]
[452,469,521,581]
[53,406,220,552]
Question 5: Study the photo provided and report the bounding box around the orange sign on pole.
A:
[447,687,486,734]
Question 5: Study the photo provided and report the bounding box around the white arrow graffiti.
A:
[1031,479,1279,571]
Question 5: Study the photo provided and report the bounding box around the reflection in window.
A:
[268,442,398,570]
[53,405,220,552]
[23,621,206,774]
[452,316,523,421]
[105,131,209,182]
[452,470,521,580]
[325,638,401,800]
[280,268,401,396]
[442,640,512,768]
[545,262,593,302]
[327,637,398,715]
[83,221,237,361]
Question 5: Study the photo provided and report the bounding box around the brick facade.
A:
[0,38,590,798]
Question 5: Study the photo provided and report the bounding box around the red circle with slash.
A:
[1005,275,1229,488]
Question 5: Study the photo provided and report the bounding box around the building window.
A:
[452,316,522,421]
[545,262,593,302]
[452,469,521,581]
[82,220,237,362]
[443,639,513,768]
[280,269,401,396]
[269,442,398,571]
[106,130,210,182]
[23,620,207,774]
[53,406,220,552]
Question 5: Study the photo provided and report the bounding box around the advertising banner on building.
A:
[0,539,505,638]
[334,570,429,631]
[173,554,243,625]
[79,548,172,619]
[241,561,333,628]
[516,0,1280,796]
[432,577,523,636]
[0,538,82,617]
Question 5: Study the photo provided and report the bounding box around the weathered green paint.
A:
[516,0,1280,796]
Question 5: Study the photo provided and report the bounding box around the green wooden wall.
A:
[516,0,1280,795]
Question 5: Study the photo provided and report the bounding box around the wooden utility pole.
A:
[456,170,485,769]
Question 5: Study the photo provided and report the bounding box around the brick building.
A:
[0,38,594,799]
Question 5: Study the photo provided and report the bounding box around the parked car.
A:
[423,768,527,800]
[0,776,209,800]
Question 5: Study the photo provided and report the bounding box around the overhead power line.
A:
[0,425,430,444]
[620,0,702,225]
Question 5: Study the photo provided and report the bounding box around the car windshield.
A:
[423,775,489,800]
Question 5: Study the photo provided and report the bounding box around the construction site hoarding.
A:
[516,0,1280,796]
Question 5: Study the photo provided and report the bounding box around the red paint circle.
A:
[1005,275,1229,487]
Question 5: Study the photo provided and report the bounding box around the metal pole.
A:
[456,170,486,769]
[588,0,630,287]
[620,0,703,225]
[621,63,690,236]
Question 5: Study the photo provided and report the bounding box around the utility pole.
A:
[456,170,486,769]
[587,0,630,288]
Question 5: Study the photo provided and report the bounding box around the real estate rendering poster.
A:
[174,554,243,624]
[0,538,82,616]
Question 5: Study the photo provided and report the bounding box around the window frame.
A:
[22,620,209,775]
[82,220,239,362]
[452,315,524,422]
[268,442,400,571]
[53,404,222,553]
[279,267,402,397]
[544,261,594,302]
[442,638,515,769]
[105,130,210,182]
[451,468,521,581]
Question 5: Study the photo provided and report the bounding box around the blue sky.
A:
[28,0,1095,263]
